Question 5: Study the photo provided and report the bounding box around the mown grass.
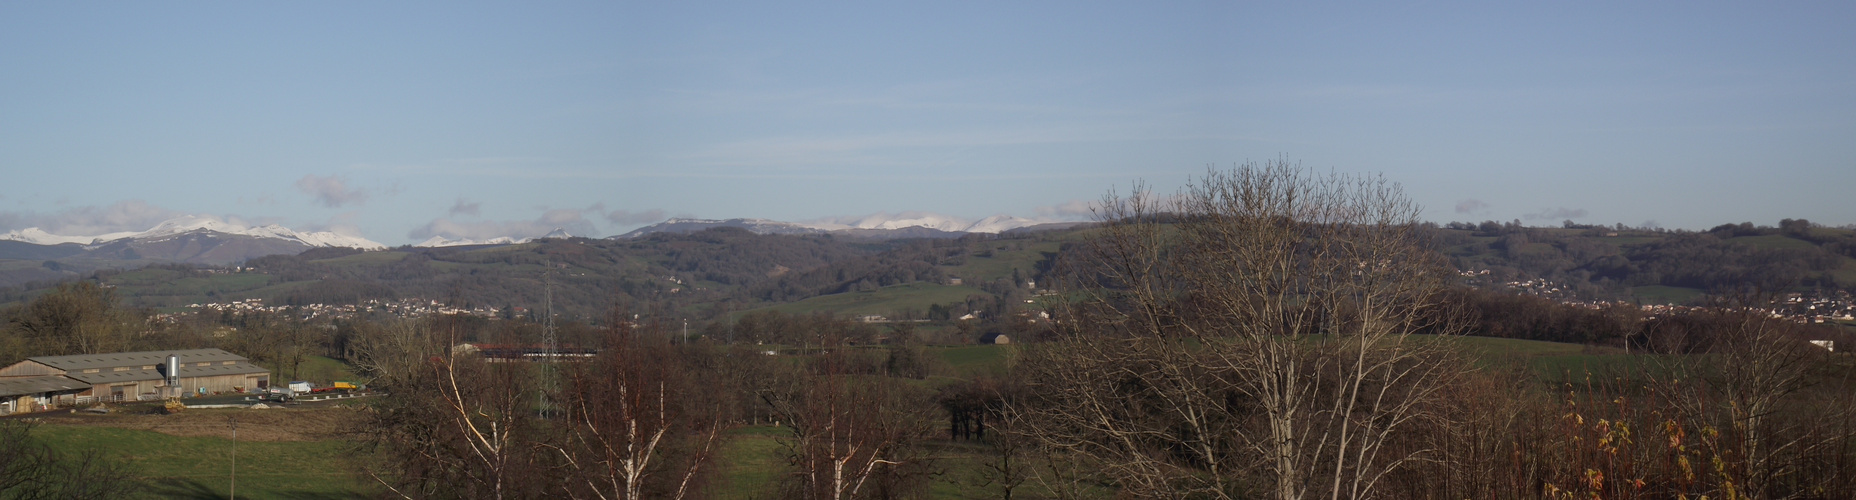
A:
[712,425,791,499]
[252,355,361,386]
[35,422,374,499]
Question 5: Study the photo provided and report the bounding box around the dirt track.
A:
[22,403,365,442]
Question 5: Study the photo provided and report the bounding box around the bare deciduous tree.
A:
[763,349,937,500]
[1012,161,1467,499]
[549,317,723,500]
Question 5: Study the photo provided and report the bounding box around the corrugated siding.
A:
[0,360,63,379]
[0,376,90,398]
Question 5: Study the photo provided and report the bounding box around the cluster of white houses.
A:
[0,348,270,415]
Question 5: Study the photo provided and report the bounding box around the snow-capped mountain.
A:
[962,215,1043,233]
[829,212,973,232]
[414,236,521,247]
[413,228,574,248]
[0,227,136,246]
[617,213,1060,239]
[614,218,828,239]
[0,215,385,250]
[811,212,1049,233]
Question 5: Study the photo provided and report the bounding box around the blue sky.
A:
[2,2,1852,245]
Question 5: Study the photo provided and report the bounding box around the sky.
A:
[2,2,1852,245]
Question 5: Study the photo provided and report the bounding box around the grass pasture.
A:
[1728,234,1818,250]
[942,240,1062,284]
[308,250,408,265]
[35,410,374,499]
[748,282,982,318]
[712,425,791,499]
[252,355,362,386]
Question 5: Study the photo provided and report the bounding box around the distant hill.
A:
[616,218,828,238]
[0,225,1081,326]
[0,216,387,287]
[1437,220,1856,303]
[617,214,1065,240]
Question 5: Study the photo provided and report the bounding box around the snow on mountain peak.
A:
[0,215,385,250]
[963,215,1043,233]
[831,212,971,232]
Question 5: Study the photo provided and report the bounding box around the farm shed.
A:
[0,376,90,415]
[0,348,270,404]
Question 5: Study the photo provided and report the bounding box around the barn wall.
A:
[0,361,62,379]
[177,373,265,394]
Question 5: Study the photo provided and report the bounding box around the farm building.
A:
[0,376,90,415]
[0,348,270,412]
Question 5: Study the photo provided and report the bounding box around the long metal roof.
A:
[0,376,90,398]
[26,348,250,371]
[61,363,270,385]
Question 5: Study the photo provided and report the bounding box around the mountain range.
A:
[0,212,1083,286]
[0,216,385,283]
[414,228,574,248]
[612,213,1068,239]
[0,216,384,250]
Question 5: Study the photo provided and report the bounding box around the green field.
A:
[309,250,409,265]
[252,355,362,386]
[712,425,791,499]
[36,422,374,499]
[1601,236,1663,246]
[1444,335,1635,380]
[1728,234,1818,250]
[744,282,983,318]
[942,240,1062,283]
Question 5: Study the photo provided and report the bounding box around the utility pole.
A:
[539,271,557,418]
[228,415,238,500]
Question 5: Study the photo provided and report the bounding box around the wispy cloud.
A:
[1523,207,1589,220]
[300,211,367,237]
[0,200,180,235]
[605,209,668,225]
[448,199,482,217]
[409,212,596,241]
[409,202,668,241]
[1455,199,1492,216]
[295,174,370,208]
[1035,199,1097,219]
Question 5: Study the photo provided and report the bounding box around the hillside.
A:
[8,219,1855,327]
[0,226,1079,324]
[1439,220,1856,303]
